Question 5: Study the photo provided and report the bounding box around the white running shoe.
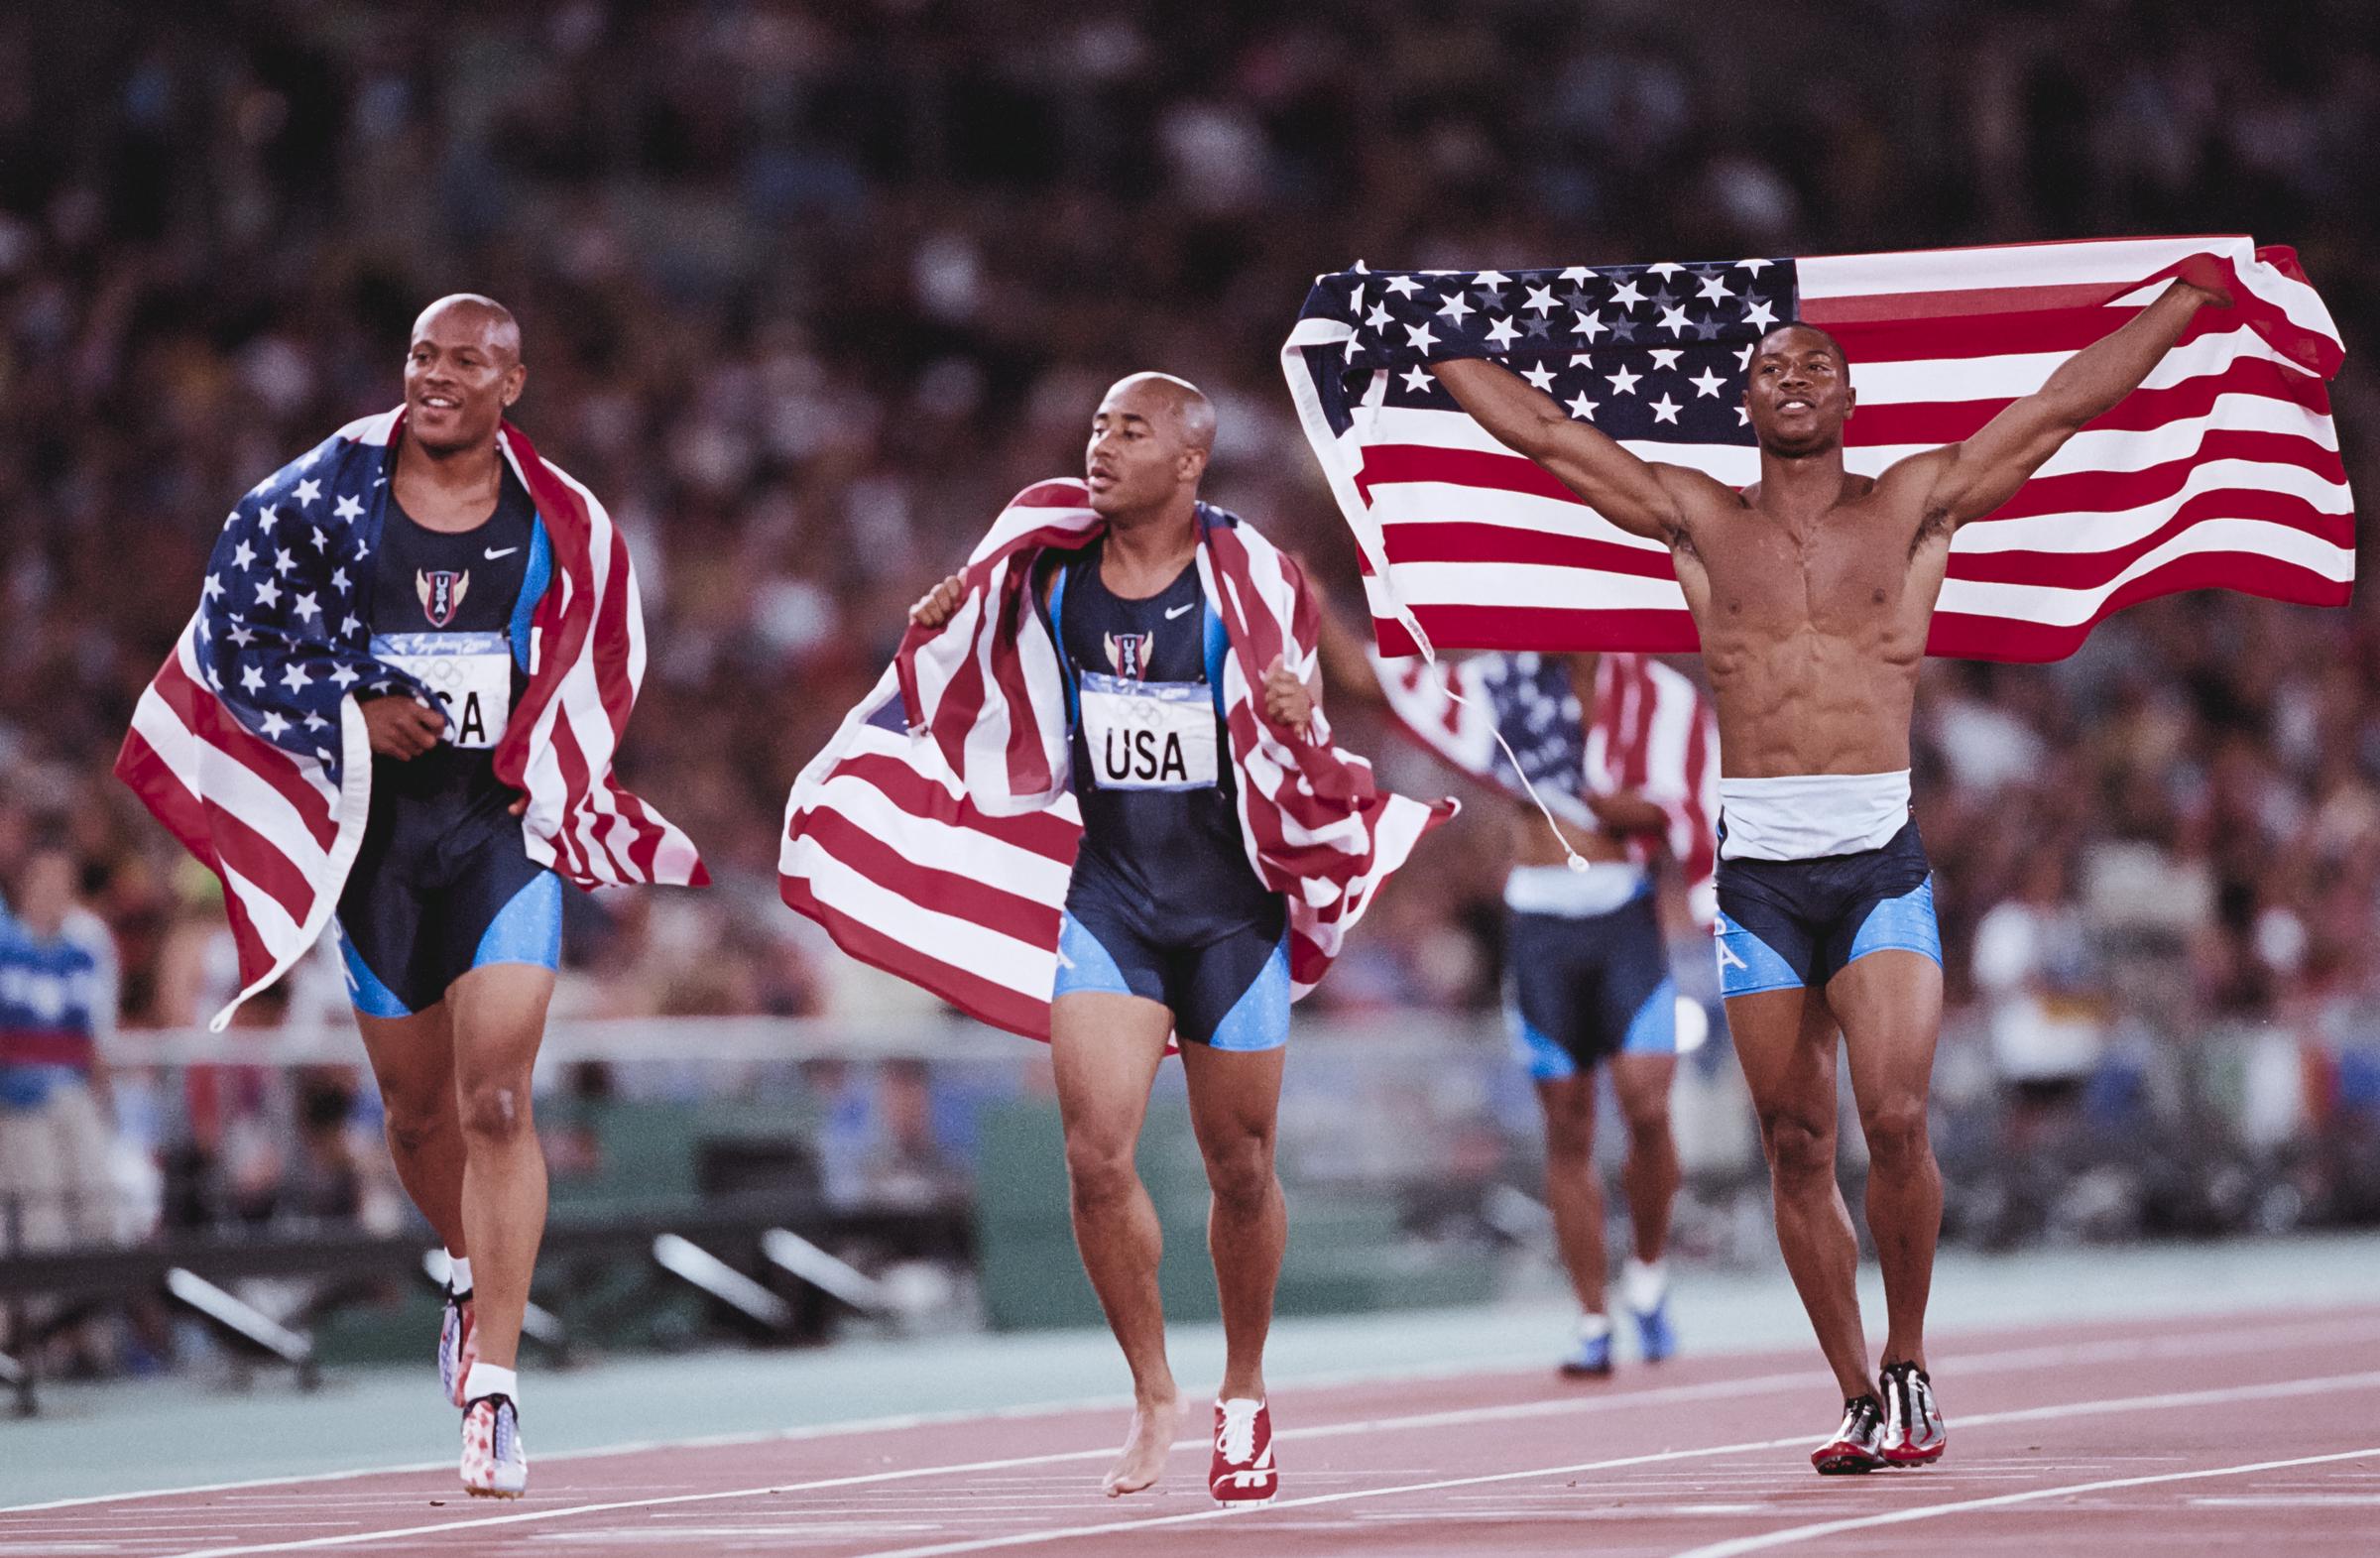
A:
[461,1394,527,1498]
[438,1290,477,1408]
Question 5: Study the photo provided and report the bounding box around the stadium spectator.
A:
[2,0,2376,1241]
[0,838,119,1256]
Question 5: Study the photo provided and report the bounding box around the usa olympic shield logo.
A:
[416,568,471,628]
[1104,631,1153,679]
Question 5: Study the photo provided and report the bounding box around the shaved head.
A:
[1103,372,1215,454]
[1086,371,1218,523]
[414,294,524,366]
[405,294,529,454]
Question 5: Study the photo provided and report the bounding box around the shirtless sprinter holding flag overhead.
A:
[1430,270,2233,1472]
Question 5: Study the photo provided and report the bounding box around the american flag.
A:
[778,480,1454,1040]
[1282,236,2352,661]
[1369,650,1720,925]
[116,409,705,1030]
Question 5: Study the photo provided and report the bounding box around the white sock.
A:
[1577,1310,1613,1342]
[1623,1257,1668,1314]
[447,1255,473,1296]
[463,1362,517,1405]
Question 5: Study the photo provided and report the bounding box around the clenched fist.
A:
[360,694,446,760]
[907,573,967,631]
[1261,655,1316,740]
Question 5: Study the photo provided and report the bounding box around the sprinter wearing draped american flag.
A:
[836,373,1452,1506]
[118,295,702,1499]
[1411,264,2244,1473]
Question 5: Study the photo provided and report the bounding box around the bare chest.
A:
[1687,509,1935,640]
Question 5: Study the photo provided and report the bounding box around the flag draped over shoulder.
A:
[1281,236,2352,662]
[117,409,704,1030]
[779,479,1457,1041]
[1369,650,1720,925]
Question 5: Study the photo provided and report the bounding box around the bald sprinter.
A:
[906,371,1316,1505]
[349,293,550,1496]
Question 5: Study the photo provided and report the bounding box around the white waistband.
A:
[1717,771,1911,862]
[1503,861,1649,917]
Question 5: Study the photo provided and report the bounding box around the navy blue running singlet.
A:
[335,464,561,1017]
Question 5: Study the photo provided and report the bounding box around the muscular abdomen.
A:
[1682,506,1946,778]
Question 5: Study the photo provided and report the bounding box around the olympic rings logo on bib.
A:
[1077,670,1220,791]
[371,632,514,751]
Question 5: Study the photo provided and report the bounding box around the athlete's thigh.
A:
[1725,984,1840,1139]
[1049,992,1173,1156]
[354,1004,458,1114]
[1532,1074,1599,1155]
[444,962,558,1086]
[1606,1052,1678,1129]
[1178,1038,1286,1159]
[1826,949,1944,1118]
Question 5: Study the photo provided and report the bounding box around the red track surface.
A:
[9,1306,2377,1557]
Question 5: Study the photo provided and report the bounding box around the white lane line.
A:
[1664,1446,2380,1558]
[12,1308,2369,1518]
[845,1372,2380,1558]
[156,1364,2378,1558]
[61,1327,2378,1556]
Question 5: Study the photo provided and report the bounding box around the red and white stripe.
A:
[1370,651,1720,924]
[118,619,373,1028]
[117,411,702,1030]
[491,419,705,889]
[779,479,1455,1040]
[1285,236,2352,662]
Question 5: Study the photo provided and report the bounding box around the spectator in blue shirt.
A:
[0,840,118,1256]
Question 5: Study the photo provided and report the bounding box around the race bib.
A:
[1078,671,1219,791]
[372,632,514,750]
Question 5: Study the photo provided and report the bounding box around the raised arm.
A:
[1902,275,2232,529]
[1430,358,1720,543]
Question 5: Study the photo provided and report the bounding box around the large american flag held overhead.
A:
[779,480,1454,1041]
[117,409,704,1030]
[1282,236,2352,661]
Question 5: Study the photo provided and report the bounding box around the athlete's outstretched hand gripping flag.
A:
[1282,237,2351,660]
[117,409,705,1029]
[778,479,1456,1040]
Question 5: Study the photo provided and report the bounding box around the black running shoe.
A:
[1879,1361,1946,1466]
[1811,1393,1888,1475]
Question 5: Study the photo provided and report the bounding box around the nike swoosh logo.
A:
[1165,602,1195,620]
[483,546,520,560]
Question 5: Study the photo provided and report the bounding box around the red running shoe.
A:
[1811,1393,1888,1475]
[1209,1397,1278,1505]
[1879,1361,1947,1466]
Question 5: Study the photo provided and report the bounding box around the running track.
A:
[7,1306,2375,1557]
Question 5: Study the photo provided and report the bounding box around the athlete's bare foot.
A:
[1103,1395,1180,1496]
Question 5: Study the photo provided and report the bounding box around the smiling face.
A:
[1743,323,1853,458]
[1084,373,1214,522]
[404,296,526,456]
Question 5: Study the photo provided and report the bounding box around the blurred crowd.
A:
[4,0,2380,1257]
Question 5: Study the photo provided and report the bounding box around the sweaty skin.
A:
[1432,277,2231,776]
